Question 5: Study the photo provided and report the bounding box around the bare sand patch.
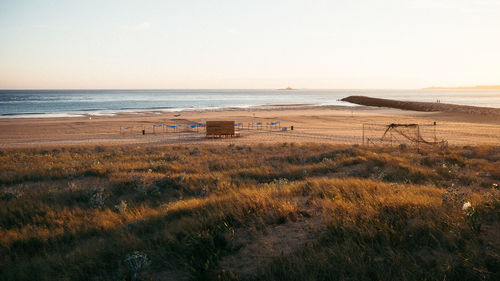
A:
[0,105,499,148]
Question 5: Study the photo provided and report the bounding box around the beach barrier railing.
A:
[246,121,268,130]
[269,121,280,129]
[120,126,143,134]
[152,124,162,134]
[120,120,290,137]
[234,122,243,130]
[121,123,169,134]
[118,122,207,134]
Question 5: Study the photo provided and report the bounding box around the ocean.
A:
[1,89,499,118]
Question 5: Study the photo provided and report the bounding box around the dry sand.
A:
[0,104,499,149]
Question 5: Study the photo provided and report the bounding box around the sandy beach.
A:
[1,103,499,148]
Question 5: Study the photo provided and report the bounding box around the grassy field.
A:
[0,143,499,281]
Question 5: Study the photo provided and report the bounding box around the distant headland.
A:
[423,85,500,90]
[278,86,295,90]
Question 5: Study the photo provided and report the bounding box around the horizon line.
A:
[0,87,453,91]
[1,84,499,91]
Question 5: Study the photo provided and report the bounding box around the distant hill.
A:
[423,85,500,90]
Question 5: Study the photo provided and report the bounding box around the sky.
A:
[0,0,499,89]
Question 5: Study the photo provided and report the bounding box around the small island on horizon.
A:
[423,85,500,90]
[278,86,296,90]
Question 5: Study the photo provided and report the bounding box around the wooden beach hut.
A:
[206,121,236,138]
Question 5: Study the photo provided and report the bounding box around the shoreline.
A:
[3,93,500,120]
[0,103,359,120]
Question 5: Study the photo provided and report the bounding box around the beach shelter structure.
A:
[206,121,235,138]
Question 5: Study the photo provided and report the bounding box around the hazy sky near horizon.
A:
[1,0,499,89]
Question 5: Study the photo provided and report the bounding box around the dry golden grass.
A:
[0,144,498,280]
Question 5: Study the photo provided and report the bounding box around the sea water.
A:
[1,89,499,118]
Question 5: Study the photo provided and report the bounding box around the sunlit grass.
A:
[0,144,498,280]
